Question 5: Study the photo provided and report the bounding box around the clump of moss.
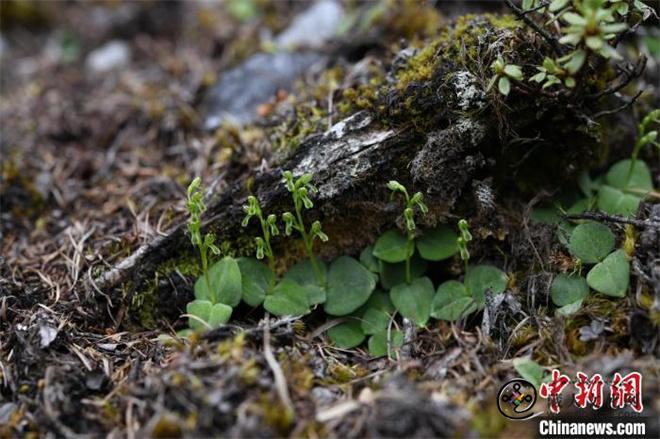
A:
[1,153,46,221]
[381,13,524,128]
[324,361,368,384]
[129,278,161,329]
[217,331,248,360]
[562,294,631,356]
[259,394,294,435]
[471,400,509,437]
[279,353,315,397]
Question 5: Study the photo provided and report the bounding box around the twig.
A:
[262,313,295,417]
[201,315,299,342]
[504,0,563,56]
[563,211,660,229]
[521,1,550,14]
[398,318,416,365]
[592,90,644,119]
[587,56,647,99]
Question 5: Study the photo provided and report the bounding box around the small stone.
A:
[38,324,58,348]
[85,40,130,74]
[275,0,344,49]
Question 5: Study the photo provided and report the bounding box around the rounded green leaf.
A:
[283,259,327,305]
[504,64,523,80]
[263,279,310,316]
[567,198,593,215]
[431,280,476,321]
[379,255,427,290]
[359,245,380,273]
[530,206,561,225]
[186,299,212,330]
[556,299,583,317]
[550,273,588,307]
[194,277,211,302]
[416,226,459,261]
[498,76,511,95]
[237,257,273,307]
[372,230,412,263]
[327,320,365,348]
[368,330,404,358]
[208,303,233,328]
[605,159,653,190]
[564,49,586,74]
[465,265,508,308]
[513,358,544,389]
[597,185,641,218]
[195,257,242,306]
[361,307,391,335]
[586,250,629,297]
[362,290,395,314]
[324,256,376,316]
[389,276,434,326]
[568,223,615,264]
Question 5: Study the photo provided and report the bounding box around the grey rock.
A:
[275,0,344,50]
[0,34,7,59]
[203,51,323,130]
[203,0,344,130]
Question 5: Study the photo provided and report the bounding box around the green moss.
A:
[486,13,521,30]
[471,402,508,437]
[279,353,314,396]
[395,43,438,91]
[323,361,368,385]
[1,153,46,219]
[259,394,294,435]
[130,278,160,329]
[157,253,201,278]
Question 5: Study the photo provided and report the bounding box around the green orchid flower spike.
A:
[387,180,429,283]
[281,171,328,284]
[457,219,472,273]
[242,195,279,272]
[187,177,221,287]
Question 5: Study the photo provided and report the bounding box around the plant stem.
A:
[405,231,414,284]
[259,215,276,275]
[294,198,324,285]
[200,247,214,303]
[625,138,642,187]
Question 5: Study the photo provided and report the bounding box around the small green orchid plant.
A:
[281,171,329,285]
[187,177,221,292]
[242,195,279,273]
[326,182,510,356]
[182,178,241,334]
[384,180,429,283]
